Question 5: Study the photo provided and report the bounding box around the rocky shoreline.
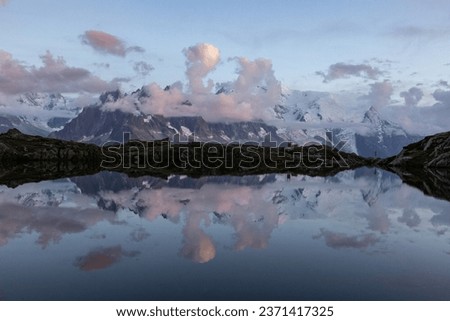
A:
[0,128,372,184]
[1,128,450,201]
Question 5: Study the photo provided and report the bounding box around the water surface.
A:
[0,168,449,300]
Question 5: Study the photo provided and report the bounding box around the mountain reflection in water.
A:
[0,168,449,300]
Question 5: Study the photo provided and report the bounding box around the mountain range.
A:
[0,88,421,157]
[0,92,80,136]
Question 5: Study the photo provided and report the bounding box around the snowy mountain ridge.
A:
[0,92,80,135]
[272,88,420,156]
[0,87,421,157]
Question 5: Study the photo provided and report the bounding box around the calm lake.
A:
[0,168,449,300]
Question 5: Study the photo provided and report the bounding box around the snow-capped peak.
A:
[362,106,383,125]
[362,106,406,137]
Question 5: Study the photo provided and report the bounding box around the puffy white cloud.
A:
[180,214,216,263]
[107,43,281,122]
[134,82,187,116]
[183,43,220,94]
[201,56,281,122]
[99,182,281,262]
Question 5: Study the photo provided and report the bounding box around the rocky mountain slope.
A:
[47,88,421,158]
[380,131,450,202]
[384,130,450,168]
[51,104,283,145]
[0,85,423,160]
[50,89,284,144]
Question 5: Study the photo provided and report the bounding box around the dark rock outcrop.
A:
[0,129,102,187]
[388,167,450,202]
[0,129,373,186]
[3,128,450,202]
[0,128,101,163]
[382,130,450,168]
[379,131,450,202]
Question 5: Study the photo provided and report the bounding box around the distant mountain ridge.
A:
[273,89,421,157]
[0,92,80,135]
[50,105,283,145]
[1,87,422,157]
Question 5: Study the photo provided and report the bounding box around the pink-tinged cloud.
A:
[99,182,281,262]
[0,50,117,95]
[0,0,8,6]
[74,245,139,271]
[81,30,144,57]
[105,43,282,122]
[180,214,216,263]
[0,203,109,248]
[183,43,220,94]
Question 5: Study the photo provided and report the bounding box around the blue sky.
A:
[1,0,450,132]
